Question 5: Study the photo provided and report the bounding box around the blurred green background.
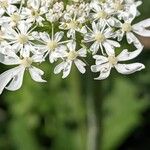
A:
[0,1,150,150]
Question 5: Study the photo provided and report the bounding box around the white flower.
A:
[115,9,150,49]
[1,21,36,57]
[84,21,120,54]
[110,0,142,19]
[21,0,48,26]
[90,0,115,25]
[91,47,145,80]
[0,47,46,94]
[0,5,25,27]
[46,2,64,23]
[32,29,69,63]
[54,41,87,78]
[0,0,19,17]
[59,3,88,38]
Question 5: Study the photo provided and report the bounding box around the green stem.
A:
[86,76,98,150]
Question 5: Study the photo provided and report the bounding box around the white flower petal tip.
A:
[133,18,150,37]
[29,67,47,83]
[117,48,143,62]
[94,68,111,80]
[0,66,25,94]
[115,63,145,75]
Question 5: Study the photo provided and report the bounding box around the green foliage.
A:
[101,77,149,150]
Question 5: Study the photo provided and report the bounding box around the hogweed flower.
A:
[91,47,145,80]
[0,0,149,94]
[0,46,46,94]
[54,41,87,78]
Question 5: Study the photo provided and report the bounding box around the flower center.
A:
[47,41,58,51]
[31,9,40,18]
[11,13,21,23]
[67,51,78,61]
[67,20,79,29]
[108,55,118,66]
[95,32,106,43]
[113,2,124,11]
[97,11,108,19]
[122,23,132,32]
[0,0,8,9]
[20,57,33,68]
[18,34,28,44]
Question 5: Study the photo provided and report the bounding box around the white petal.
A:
[54,31,64,42]
[106,40,120,47]
[84,33,94,43]
[90,42,99,54]
[103,42,115,56]
[21,44,31,57]
[92,22,98,32]
[74,59,86,74]
[117,48,143,61]
[32,54,45,63]
[49,51,59,63]
[67,29,75,38]
[133,18,150,37]
[39,32,50,42]
[6,66,25,91]
[18,21,31,34]
[126,32,143,49]
[133,18,150,28]
[67,41,76,51]
[54,62,66,74]
[134,29,150,37]
[77,48,87,57]
[127,5,137,22]
[91,63,111,80]
[93,55,108,65]
[29,66,46,82]
[80,26,87,34]
[62,61,72,78]
[108,17,122,27]
[2,25,18,39]
[115,63,145,75]
[0,48,20,65]
[28,0,40,10]
[90,2,101,12]
[11,43,22,52]
[0,67,20,94]
[7,5,17,14]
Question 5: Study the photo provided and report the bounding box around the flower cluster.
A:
[0,0,149,94]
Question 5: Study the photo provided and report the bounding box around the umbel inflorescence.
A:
[0,0,149,94]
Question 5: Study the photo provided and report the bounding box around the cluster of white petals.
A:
[0,0,149,94]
